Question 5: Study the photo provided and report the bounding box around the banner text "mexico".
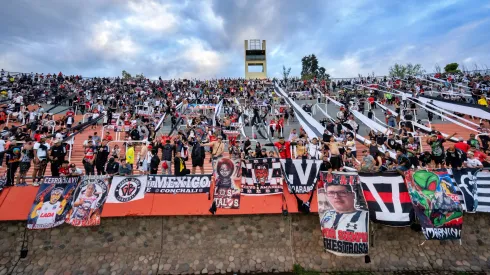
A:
[146,175,211,194]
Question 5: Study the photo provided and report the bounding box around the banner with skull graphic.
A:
[241,158,283,195]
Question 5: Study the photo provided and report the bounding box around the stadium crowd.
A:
[0,68,489,187]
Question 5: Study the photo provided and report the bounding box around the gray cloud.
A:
[1,0,489,79]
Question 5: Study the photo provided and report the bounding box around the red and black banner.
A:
[359,172,414,226]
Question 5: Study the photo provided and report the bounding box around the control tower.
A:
[244,39,267,79]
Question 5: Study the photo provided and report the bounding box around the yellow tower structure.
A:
[244,39,267,79]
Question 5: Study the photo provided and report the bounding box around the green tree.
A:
[301,54,319,80]
[282,65,291,82]
[122,70,132,79]
[301,55,330,80]
[444,63,460,73]
[389,63,425,78]
[135,73,145,79]
[317,67,330,80]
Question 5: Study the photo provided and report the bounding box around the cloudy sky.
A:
[1,0,489,79]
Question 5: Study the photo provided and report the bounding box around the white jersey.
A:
[36,201,62,226]
[71,194,98,221]
[321,210,368,233]
[308,143,321,159]
[466,158,482,168]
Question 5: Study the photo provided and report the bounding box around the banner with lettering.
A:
[65,176,109,227]
[188,104,217,110]
[281,159,322,194]
[317,172,369,256]
[407,170,463,240]
[242,158,283,195]
[213,157,241,209]
[26,177,79,229]
[107,176,147,203]
[146,174,212,194]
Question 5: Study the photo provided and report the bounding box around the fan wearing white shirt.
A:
[345,135,357,158]
[308,138,322,160]
[465,152,483,168]
[32,137,51,185]
[288,129,298,142]
[14,95,23,112]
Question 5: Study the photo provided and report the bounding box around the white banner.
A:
[417,96,490,121]
[409,98,478,132]
[107,176,147,203]
[213,100,223,126]
[274,84,325,139]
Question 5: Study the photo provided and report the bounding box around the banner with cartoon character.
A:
[407,170,463,240]
[317,172,369,256]
[26,177,79,229]
[65,176,109,227]
[241,158,283,195]
[213,157,241,209]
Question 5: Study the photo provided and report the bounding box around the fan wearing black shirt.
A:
[322,129,331,144]
[257,148,268,158]
[427,133,456,168]
[319,155,332,173]
[50,139,67,177]
[95,139,110,175]
[106,158,120,176]
[326,122,335,135]
[376,132,386,146]
[445,146,466,170]
[385,133,398,151]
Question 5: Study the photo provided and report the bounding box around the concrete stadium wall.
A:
[0,214,490,274]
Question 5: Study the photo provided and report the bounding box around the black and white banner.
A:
[146,174,212,194]
[451,168,478,212]
[475,170,490,212]
[274,84,325,139]
[241,158,283,195]
[418,95,490,121]
[280,159,322,194]
[359,173,414,226]
[318,172,369,256]
[107,176,147,203]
